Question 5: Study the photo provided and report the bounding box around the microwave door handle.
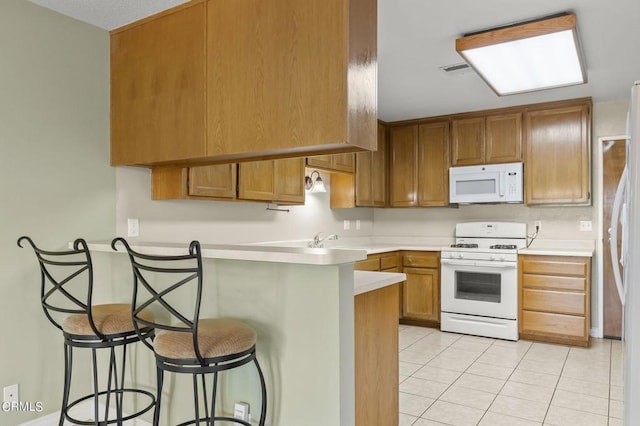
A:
[499,171,505,197]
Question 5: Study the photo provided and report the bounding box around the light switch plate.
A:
[127,218,139,237]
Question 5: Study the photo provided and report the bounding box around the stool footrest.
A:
[63,388,155,425]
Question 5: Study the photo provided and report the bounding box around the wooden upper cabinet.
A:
[332,154,356,173]
[151,164,236,201]
[205,0,376,160]
[189,164,237,198]
[524,99,591,205]
[356,123,387,207]
[307,153,356,173]
[417,121,449,207]
[451,112,522,166]
[111,0,376,167]
[486,112,522,164]
[151,157,303,204]
[238,158,305,205]
[389,126,419,207]
[111,3,207,165]
[389,121,449,207]
[306,155,333,171]
[451,117,485,166]
[274,158,306,204]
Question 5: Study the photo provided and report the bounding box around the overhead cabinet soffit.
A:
[110,0,378,167]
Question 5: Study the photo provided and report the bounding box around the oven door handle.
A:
[441,259,517,269]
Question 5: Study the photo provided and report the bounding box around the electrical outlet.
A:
[534,220,542,230]
[233,402,250,421]
[3,384,19,403]
[343,220,350,230]
[579,220,593,232]
[127,218,139,237]
[356,220,361,230]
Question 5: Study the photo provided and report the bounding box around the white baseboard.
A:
[19,401,152,426]
[591,327,604,338]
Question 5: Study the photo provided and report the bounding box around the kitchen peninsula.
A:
[86,240,404,426]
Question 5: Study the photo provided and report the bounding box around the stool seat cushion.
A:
[154,318,257,360]
[62,303,153,337]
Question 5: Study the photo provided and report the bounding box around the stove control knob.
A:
[490,255,496,261]
[499,255,506,261]
[458,253,464,259]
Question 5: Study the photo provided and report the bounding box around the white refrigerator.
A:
[613,81,640,425]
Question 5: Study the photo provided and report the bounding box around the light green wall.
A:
[0,1,113,423]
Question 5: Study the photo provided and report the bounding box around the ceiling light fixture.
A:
[304,170,326,193]
[455,13,587,96]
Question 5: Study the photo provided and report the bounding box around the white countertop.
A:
[87,240,367,266]
[354,271,406,296]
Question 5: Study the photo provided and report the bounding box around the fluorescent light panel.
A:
[456,14,586,96]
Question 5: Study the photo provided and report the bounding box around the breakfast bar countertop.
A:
[85,239,368,266]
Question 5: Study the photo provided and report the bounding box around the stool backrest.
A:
[111,238,207,363]
[17,236,106,338]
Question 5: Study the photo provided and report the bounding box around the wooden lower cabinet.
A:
[401,251,440,325]
[354,252,400,272]
[519,255,591,346]
[355,250,440,326]
[355,284,399,426]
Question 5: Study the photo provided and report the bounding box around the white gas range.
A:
[440,222,527,341]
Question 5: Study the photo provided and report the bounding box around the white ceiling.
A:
[28,0,640,122]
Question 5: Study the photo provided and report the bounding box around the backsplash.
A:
[115,167,374,244]
[372,204,596,240]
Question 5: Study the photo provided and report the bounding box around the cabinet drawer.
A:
[522,289,586,316]
[521,257,588,276]
[380,253,398,270]
[382,266,401,273]
[522,274,586,292]
[403,252,439,268]
[355,258,380,271]
[521,310,586,338]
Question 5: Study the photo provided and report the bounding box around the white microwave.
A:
[449,162,523,204]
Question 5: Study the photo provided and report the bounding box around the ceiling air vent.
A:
[439,62,472,76]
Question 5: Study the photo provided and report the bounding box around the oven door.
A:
[440,259,517,319]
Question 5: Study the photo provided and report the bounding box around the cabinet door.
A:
[332,153,356,173]
[355,151,373,206]
[418,121,449,206]
[524,102,591,205]
[451,117,485,166]
[486,112,522,164]
[274,158,305,204]
[372,125,388,206]
[111,3,206,165]
[389,126,418,207]
[356,123,387,207]
[238,160,276,201]
[402,267,439,322]
[307,155,334,170]
[189,164,237,199]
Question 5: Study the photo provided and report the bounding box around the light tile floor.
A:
[399,325,624,426]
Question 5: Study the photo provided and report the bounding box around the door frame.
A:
[596,134,628,338]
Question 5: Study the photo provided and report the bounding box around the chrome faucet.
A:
[308,232,338,248]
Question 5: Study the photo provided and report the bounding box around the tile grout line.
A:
[539,342,571,425]
[476,338,540,425]
[400,327,621,426]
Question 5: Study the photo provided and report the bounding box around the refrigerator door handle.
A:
[610,166,628,305]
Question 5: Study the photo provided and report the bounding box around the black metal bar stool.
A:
[17,236,155,425]
[112,238,267,426]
